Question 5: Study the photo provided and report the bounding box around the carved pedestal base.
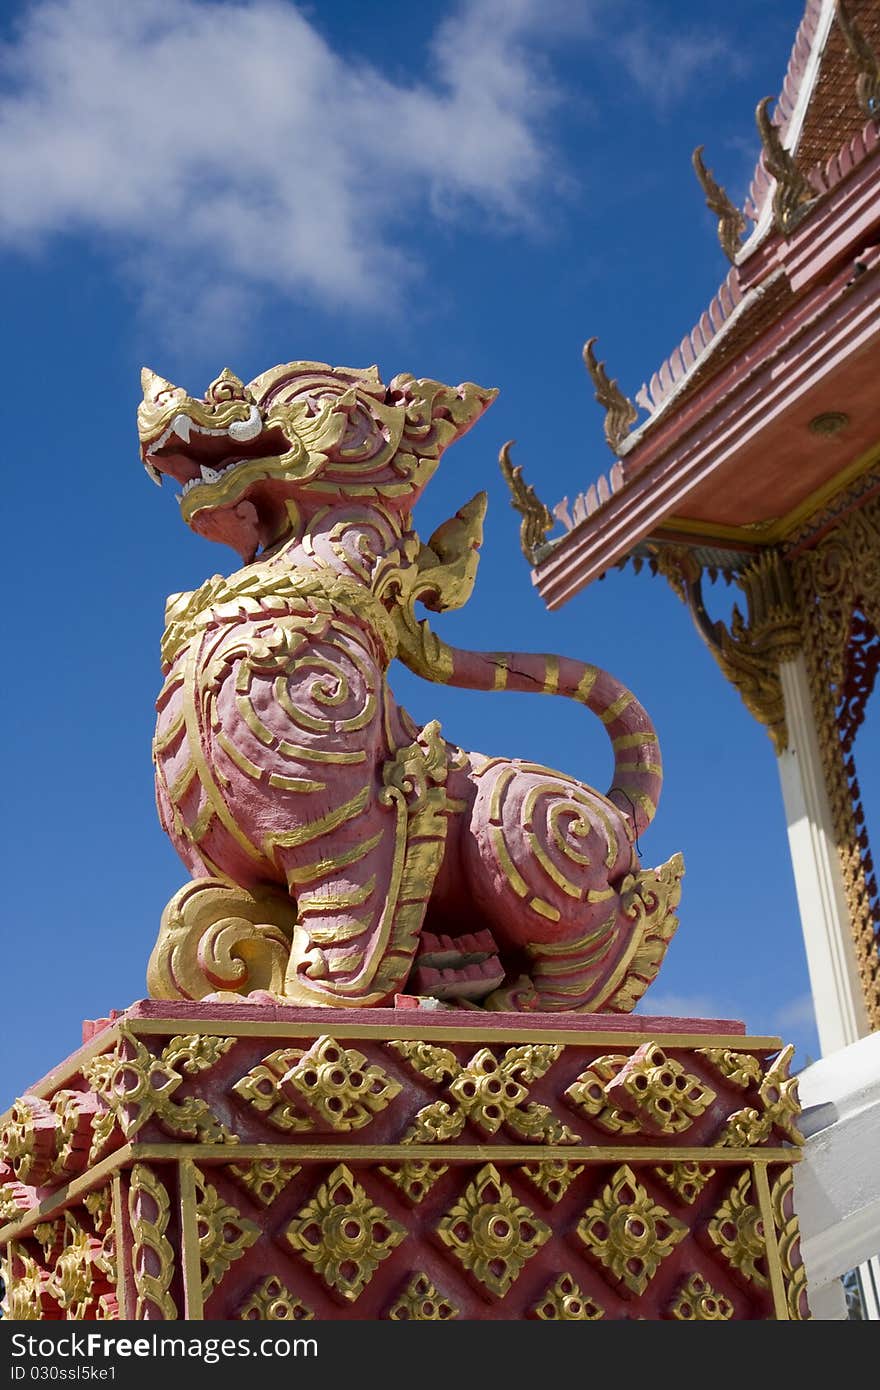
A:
[0,1001,809,1320]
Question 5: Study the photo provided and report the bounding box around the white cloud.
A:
[616,28,743,111]
[771,992,818,1033]
[634,991,733,1021]
[0,0,579,316]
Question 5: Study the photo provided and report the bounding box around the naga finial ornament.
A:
[836,0,880,122]
[755,97,817,235]
[498,440,554,564]
[691,146,748,263]
[582,338,638,454]
[139,358,682,1012]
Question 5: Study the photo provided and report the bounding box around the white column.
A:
[776,653,870,1056]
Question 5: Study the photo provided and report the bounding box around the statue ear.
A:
[389,375,498,460]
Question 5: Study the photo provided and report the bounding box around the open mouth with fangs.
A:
[144,406,292,497]
[141,401,314,559]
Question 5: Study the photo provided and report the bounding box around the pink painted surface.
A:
[143,361,672,1012]
[2,1001,809,1322]
[536,239,880,605]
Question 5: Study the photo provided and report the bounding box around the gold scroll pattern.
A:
[716,1046,803,1148]
[519,1159,585,1205]
[771,1167,810,1320]
[0,1090,99,1188]
[564,1043,717,1139]
[227,1158,301,1207]
[791,495,880,1028]
[129,1164,177,1320]
[388,1041,578,1145]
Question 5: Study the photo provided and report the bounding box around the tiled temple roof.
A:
[552,0,880,543]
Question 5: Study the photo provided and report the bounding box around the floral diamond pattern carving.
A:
[386,1273,459,1320]
[669,1272,734,1321]
[233,1037,400,1135]
[576,1165,687,1295]
[531,1273,604,1320]
[284,1165,405,1302]
[708,1170,767,1286]
[437,1163,550,1298]
[237,1276,314,1321]
[605,1042,715,1135]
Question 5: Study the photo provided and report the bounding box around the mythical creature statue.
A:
[139,360,683,1011]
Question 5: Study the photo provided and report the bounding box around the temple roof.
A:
[533,0,880,609]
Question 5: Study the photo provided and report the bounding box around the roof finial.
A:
[498,441,553,564]
[582,338,638,454]
[836,0,880,122]
[755,96,816,235]
[692,146,748,263]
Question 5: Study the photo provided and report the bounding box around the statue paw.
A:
[147,879,297,1002]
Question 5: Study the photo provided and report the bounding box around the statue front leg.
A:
[275,720,454,1007]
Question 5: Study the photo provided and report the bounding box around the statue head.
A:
[138,360,496,561]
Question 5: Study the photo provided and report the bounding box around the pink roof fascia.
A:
[622,1,860,439]
[742,0,830,232]
[533,242,880,609]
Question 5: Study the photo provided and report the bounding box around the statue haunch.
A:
[139,361,683,1011]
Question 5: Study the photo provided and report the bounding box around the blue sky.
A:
[1,0,840,1106]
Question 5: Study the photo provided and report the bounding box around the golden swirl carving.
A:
[564,1056,641,1135]
[653,1162,715,1206]
[696,1047,764,1090]
[227,1158,301,1208]
[519,1159,585,1205]
[1,1244,57,1320]
[605,1042,716,1135]
[147,878,297,1002]
[231,1035,400,1134]
[160,563,399,672]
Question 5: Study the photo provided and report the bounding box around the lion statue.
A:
[138,360,682,1011]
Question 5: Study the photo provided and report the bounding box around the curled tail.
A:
[397,622,661,838]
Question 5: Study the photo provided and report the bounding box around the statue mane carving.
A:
[139,360,683,1011]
